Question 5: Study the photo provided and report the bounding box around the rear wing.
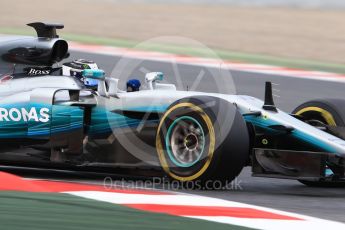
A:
[27,22,64,38]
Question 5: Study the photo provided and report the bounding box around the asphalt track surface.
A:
[5,50,345,223]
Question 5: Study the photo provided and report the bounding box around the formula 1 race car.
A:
[0,22,344,187]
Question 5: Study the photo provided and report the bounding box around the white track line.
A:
[190,216,345,230]
[65,192,248,207]
[65,191,345,230]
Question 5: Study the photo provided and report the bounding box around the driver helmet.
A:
[62,59,99,88]
[126,79,141,92]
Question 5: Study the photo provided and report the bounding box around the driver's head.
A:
[62,59,99,89]
[127,79,141,92]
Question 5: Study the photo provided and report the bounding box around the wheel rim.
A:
[166,116,205,167]
[295,107,336,126]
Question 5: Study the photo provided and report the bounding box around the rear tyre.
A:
[156,96,250,188]
[293,99,345,187]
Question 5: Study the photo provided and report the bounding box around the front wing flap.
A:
[252,148,345,181]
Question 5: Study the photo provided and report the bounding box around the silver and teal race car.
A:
[0,22,344,187]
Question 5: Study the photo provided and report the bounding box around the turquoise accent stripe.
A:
[292,131,336,153]
[0,102,168,139]
[124,105,168,113]
[245,116,337,153]
[0,103,84,139]
[89,106,167,136]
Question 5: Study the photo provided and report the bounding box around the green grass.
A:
[0,191,252,230]
[1,27,345,74]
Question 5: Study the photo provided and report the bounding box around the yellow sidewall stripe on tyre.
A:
[295,106,337,126]
[156,102,215,181]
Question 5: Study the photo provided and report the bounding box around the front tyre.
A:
[156,97,250,187]
[293,99,345,187]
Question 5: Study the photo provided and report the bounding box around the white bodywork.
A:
[1,74,345,157]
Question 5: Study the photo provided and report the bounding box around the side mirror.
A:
[82,69,105,80]
[145,72,163,90]
[81,69,108,97]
